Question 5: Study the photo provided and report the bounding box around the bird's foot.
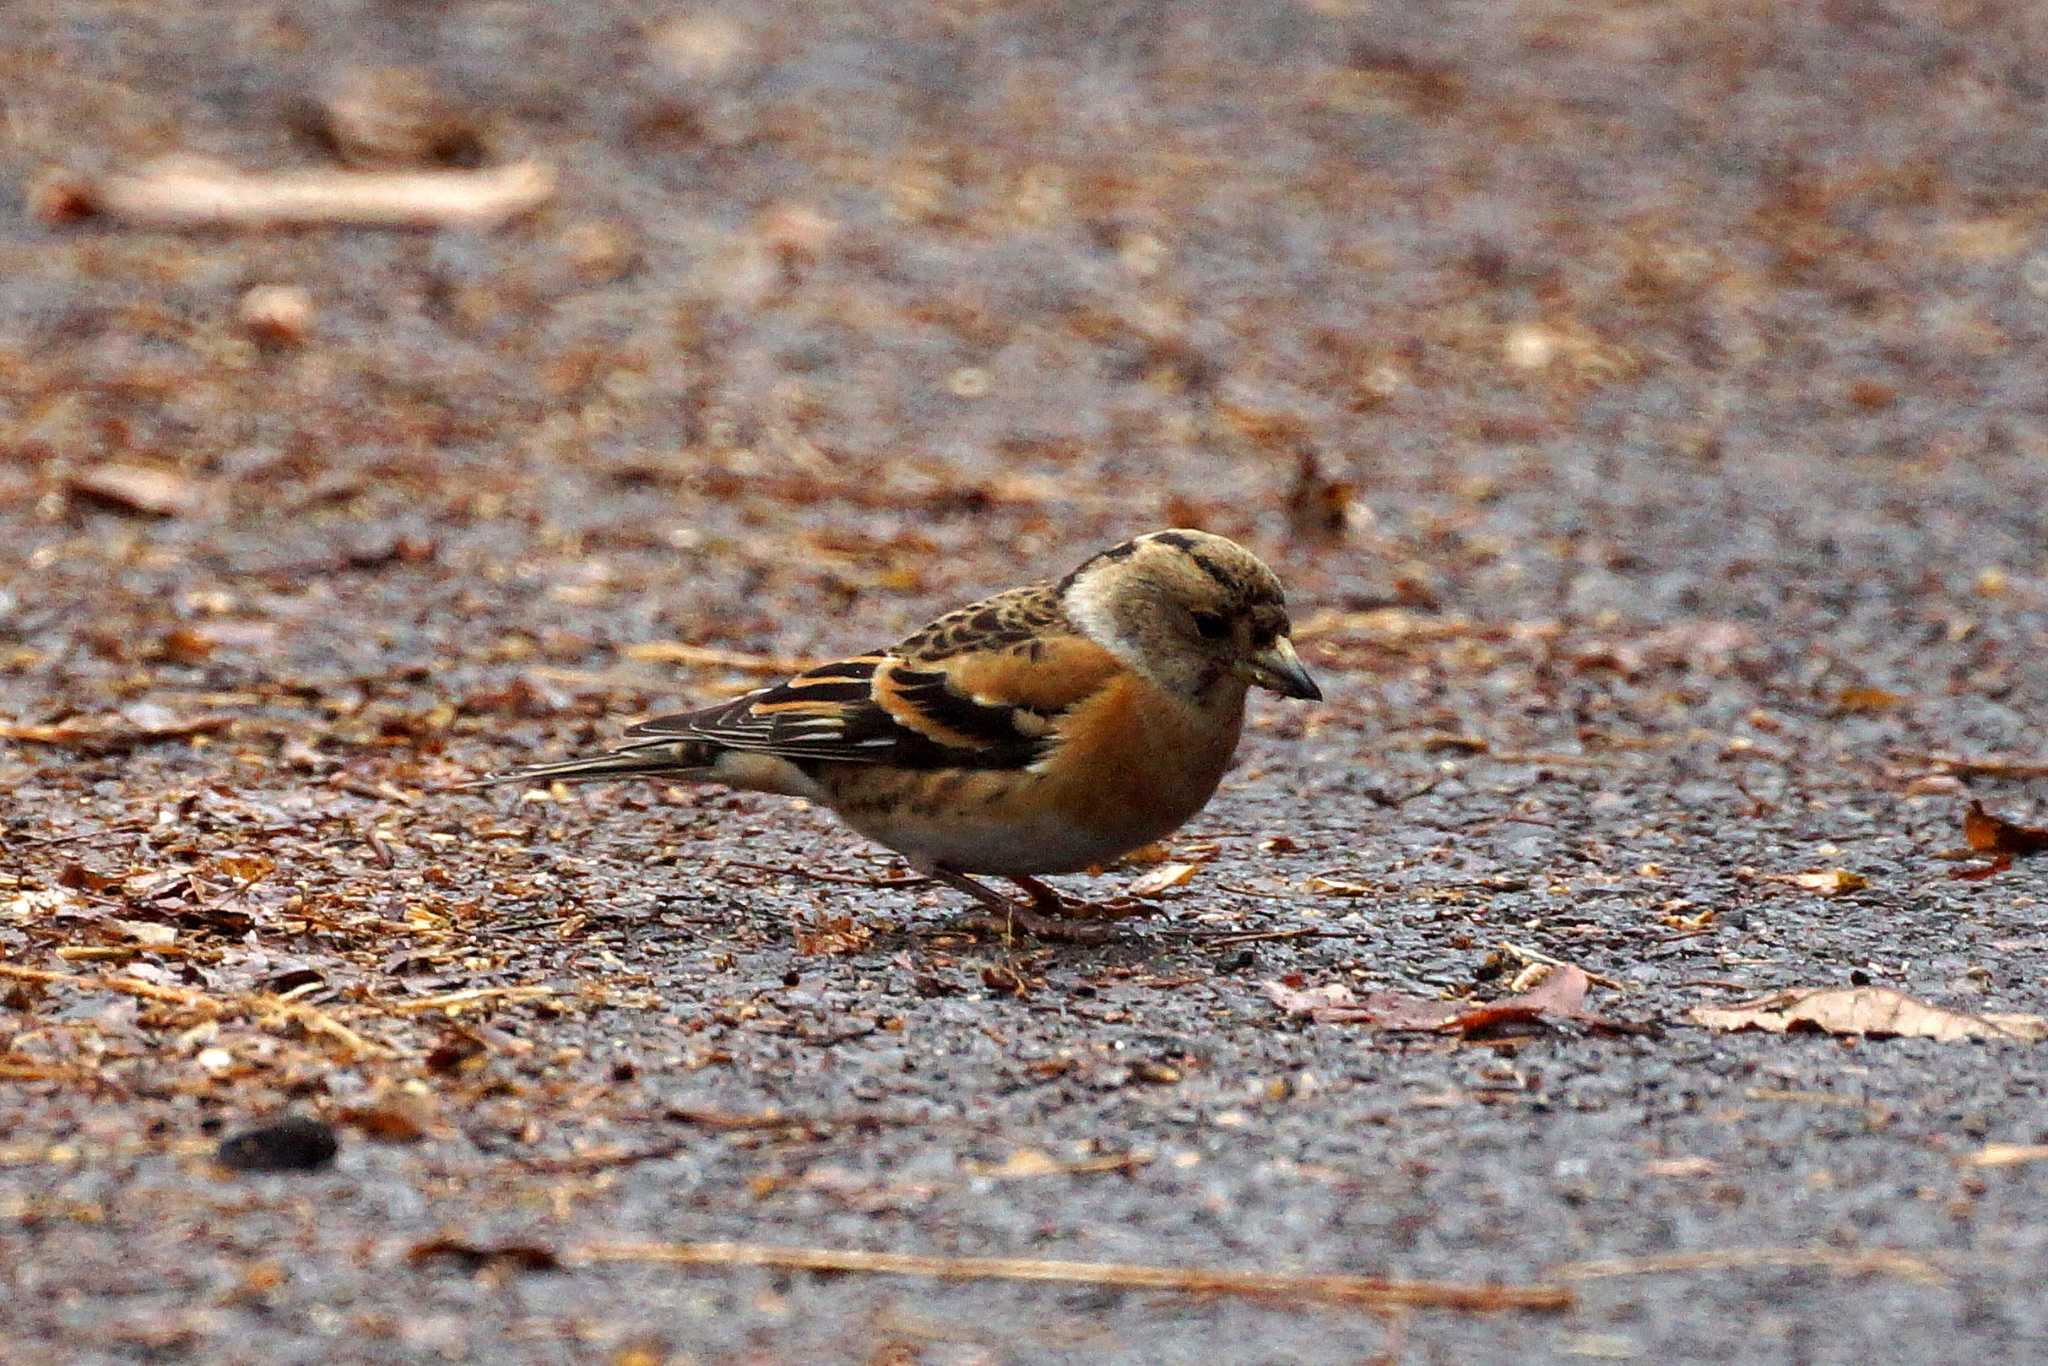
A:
[952,905,1117,945]
[1008,875,1150,924]
[924,868,1124,943]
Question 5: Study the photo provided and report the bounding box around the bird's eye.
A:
[1191,611,1231,640]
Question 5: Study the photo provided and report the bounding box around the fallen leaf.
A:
[1691,987,2046,1043]
[338,1090,438,1143]
[1768,868,1869,896]
[1834,685,1908,713]
[0,708,232,753]
[1265,965,1637,1034]
[67,463,201,516]
[1127,862,1199,898]
[407,1237,560,1274]
[210,854,276,885]
[965,1149,1151,1179]
[424,1030,489,1075]
[109,919,177,947]
[1953,802,2048,881]
[794,914,872,956]
[1963,801,2048,857]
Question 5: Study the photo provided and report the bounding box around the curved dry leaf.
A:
[1768,868,1869,896]
[1963,802,2048,858]
[1265,965,1637,1034]
[1692,987,2046,1043]
[68,463,201,517]
[1127,862,1199,898]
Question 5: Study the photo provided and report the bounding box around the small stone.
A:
[217,1117,340,1173]
[238,285,313,346]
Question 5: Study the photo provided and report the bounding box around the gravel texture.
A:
[5,2,2048,1362]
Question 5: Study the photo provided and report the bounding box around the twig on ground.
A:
[39,158,555,230]
[386,985,558,1014]
[719,859,928,890]
[1549,1245,1947,1287]
[1895,751,2048,781]
[572,1240,1573,1312]
[1960,1143,2048,1168]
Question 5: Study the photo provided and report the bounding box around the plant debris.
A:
[573,1240,1572,1313]
[1953,801,2048,879]
[0,706,233,753]
[1264,964,1639,1035]
[39,157,554,230]
[408,1238,562,1275]
[65,464,202,517]
[1691,988,2048,1044]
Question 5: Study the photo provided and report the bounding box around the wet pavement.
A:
[5,2,2048,1361]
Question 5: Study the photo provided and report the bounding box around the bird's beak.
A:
[1243,636,1322,701]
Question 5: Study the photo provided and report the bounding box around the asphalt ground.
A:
[5,2,2048,1361]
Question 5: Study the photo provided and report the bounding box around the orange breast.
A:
[1044,674,1246,851]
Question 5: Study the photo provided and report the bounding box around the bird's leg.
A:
[925,867,1114,945]
[1006,874,1151,924]
[1006,874,1067,914]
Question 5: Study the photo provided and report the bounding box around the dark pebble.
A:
[217,1117,340,1173]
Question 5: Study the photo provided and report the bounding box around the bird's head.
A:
[1059,529,1321,706]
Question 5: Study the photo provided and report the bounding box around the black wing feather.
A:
[624,655,1053,770]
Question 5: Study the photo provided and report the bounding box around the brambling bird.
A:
[478,530,1321,939]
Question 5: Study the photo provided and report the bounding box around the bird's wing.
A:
[625,588,1123,770]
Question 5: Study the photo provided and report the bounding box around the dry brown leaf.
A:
[1127,862,1199,898]
[68,464,200,516]
[1691,987,2046,1043]
[407,1237,560,1274]
[109,919,177,947]
[1963,801,2048,856]
[338,1094,437,1143]
[1,707,232,752]
[209,854,276,885]
[962,1149,1149,1179]
[1775,868,1870,897]
[1834,685,1907,713]
[1953,802,2048,881]
[1265,965,1636,1034]
[794,915,872,956]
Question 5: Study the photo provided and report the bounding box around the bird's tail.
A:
[457,738,715,790]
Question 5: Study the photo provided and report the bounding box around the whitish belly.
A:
[833,804,1156,877]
